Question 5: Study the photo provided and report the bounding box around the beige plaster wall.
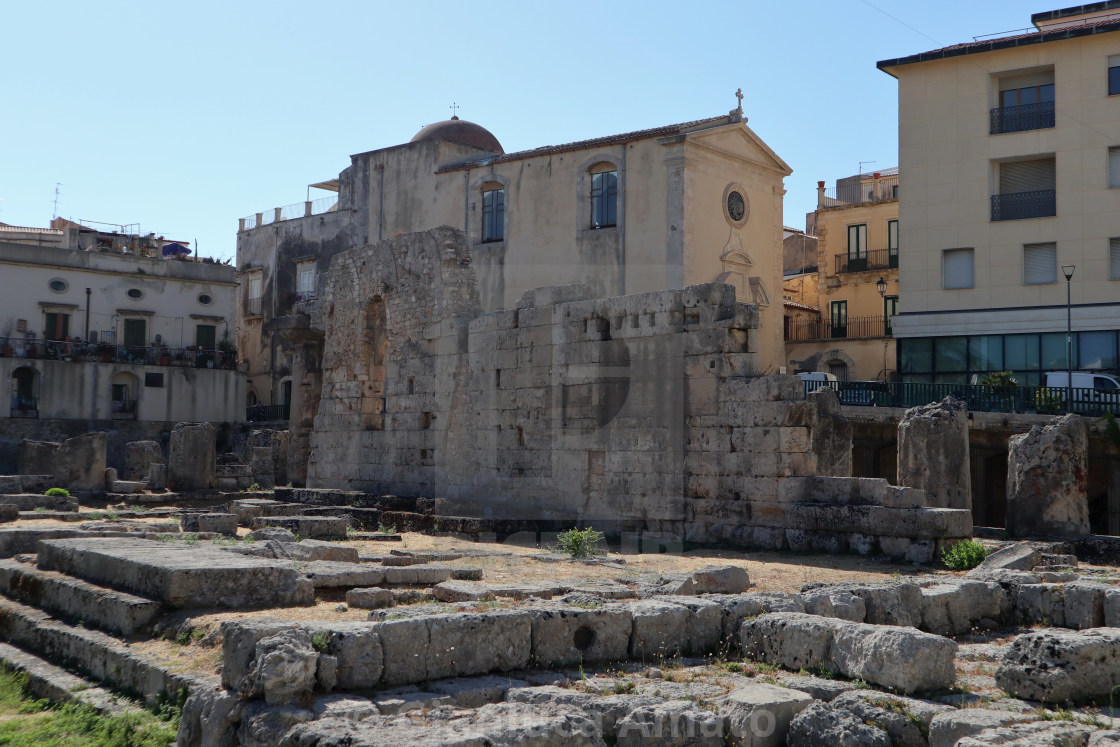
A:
[887,32,1120,338]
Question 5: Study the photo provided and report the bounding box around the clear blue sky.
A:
[1,0,1049,260]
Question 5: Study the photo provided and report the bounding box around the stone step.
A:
[0,475,53,495]
[0,493,78,511]
[0,558,162,635]
[250,515,349,540]
[0,640,144,715]
[0,593,196,707]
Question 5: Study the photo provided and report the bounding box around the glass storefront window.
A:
[935,337,968,372]
[968,335,1004,372]
[1004,334,1039,373]
[1078,331,1118,370]
[901,338,933,373]
[1041,332,1071,371]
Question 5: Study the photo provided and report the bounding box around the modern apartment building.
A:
[878,2,1120,386]
[783,171,899,382]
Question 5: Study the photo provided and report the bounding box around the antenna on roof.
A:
[858,161,877,176]
[51,183,62,221]
[449,102,460,120]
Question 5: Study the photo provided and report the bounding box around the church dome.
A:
[410,117,503,154]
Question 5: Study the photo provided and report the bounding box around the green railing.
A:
[803,380,1120,416]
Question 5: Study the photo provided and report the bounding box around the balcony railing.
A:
[803,379,1120,416]
[9,396,37,419]
[990,101,1055,134]
[246,403,290,422]
[246,297,262,317]
[240,195,340,232]
[991,189,1056,221]
[785,315,892,342]
[834,248,899,274]
[0,337,238,370]
[111,399,137,420]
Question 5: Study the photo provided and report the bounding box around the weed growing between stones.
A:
[311,631,331,653]
[376,524,397,535]
[44,488,69,498]
[555,527,605,559]
[32,507,47,514]
[941,540,990,571]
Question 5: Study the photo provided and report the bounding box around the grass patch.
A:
[0,665,178,746]
[376,524,397,535]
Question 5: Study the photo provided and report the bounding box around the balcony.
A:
[785,315,892,342]
[0,337,238,370]
[991,190,1056,221]
[834,248,899,274]
[9,396,37,419]
[990,101,1055,135]
[246,297,262,317]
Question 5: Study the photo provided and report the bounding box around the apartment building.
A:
[783,171,899,382]
[878,2,1120,386]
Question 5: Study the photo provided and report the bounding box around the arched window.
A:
[589,162,618,229]
[111,371,139,420]
[10,367,39,418]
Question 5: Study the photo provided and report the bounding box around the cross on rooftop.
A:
[450,102,460,118]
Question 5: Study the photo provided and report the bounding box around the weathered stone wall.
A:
[299,228,972,552]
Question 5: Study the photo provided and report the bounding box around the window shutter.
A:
[943,248,974,289]
[999,72,1054,91]
[1110,148,1120,188]
[1110,237,1120,280]
[1000,159,1055,193]
[1023,243,1057,284]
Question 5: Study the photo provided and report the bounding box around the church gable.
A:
[685,125,792,176]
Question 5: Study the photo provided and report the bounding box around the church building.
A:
[236,97,792,414]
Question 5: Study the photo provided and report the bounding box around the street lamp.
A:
[876,277,887,381]
[1062,265,1076,412]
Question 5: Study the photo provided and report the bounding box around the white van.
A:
[797,372,839,385]
[1043,371,1120,414]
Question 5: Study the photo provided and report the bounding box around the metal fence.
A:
[785,315,890,342]
[803,379,1120,416]
[111,399,137,420]
[991,189,1056,221]
[246,403,290,422]
[834,248,898,274]
[0,337,237,370]
[9,396,37,418]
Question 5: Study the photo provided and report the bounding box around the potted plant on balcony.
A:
[97,341,115,363]
[217,330,237,369]
[157,341,170,366]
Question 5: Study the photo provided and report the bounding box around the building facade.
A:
[0,222,242,423]
[879,3,1120,386]
[236,104,792,412]
[783,172,899,381]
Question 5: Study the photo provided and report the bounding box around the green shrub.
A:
[556,527,605,559]
[979,370,1018,386]
[941,539,990,571]
[311,631,331,653]
[44,488,69,497]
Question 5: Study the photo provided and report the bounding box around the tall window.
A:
[590,169,617,229]
[888,219,899,267]
[830,300,848,338]
[1110,55,1120,95]
[993,72,1055,134]
[1110,237,1120,280]
[884,295,899,335]
[1110,147,1120,188]
[296,261,316,299]
[1023,242,1057,285]
[481,188,505,242]
[847,224,867,271]
[943,248,975,289]
[246,272,263,316]
[195,324,217,350]
[44,312,69,341]
[123,319,147,348]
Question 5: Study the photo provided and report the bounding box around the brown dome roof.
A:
[410,117,503,154]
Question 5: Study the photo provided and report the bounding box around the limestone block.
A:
[236,701,313,747]
[244,629,319,705]
[176,684,242,747]
[805,582,923,627]
[147,464,167,491]
[310,694,378,721]
[956,721,1095,746]
[616,700,726,747]
[739,375,804,402]
[345,587,395,609]
[738,612,838,672]
[168,423,216,491]
[716,592,805,643]
[721,682,813,747]
[967,543,1042,576]
[920,581,1006,635]
[17,440,58,477]
[530,605,633,667]
[1012,583,1066,627]
[1105,589,1120,628]
[996,627,1120,703]
[0,505,17,523]
[1063,581,1111,630]
[928,710,1038,747]
[897,396,971,509]
[801,590,866,623]
[124,441,163,482]
[427,675,528,709]
[316,623,384,690]
[110,480,145,494]
[786,702,890,747]
[628,600,691,660]
[689,565,750,594]
[1006,414,1090,537]
[425,610,532,680]
[49,432,107,492]
[285,540,359,563]
[180,513,238,535]
[250,515,348,540]
[249,447,275,489]
[830,691,951,746]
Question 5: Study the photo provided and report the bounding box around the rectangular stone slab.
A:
[36,537,314,608]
